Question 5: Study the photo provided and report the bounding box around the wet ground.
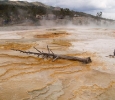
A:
[0,26,115,100]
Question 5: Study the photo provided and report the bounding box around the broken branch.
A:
[34,47,41,53]
[47,45,50,54]
[11,47,92,64]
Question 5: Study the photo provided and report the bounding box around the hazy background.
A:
[3,0,115,20]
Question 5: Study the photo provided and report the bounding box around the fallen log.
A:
[11,46,92,64]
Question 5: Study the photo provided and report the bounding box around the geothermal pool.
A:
[0,26,115,100]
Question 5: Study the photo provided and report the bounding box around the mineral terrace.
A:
[0,25,115,100]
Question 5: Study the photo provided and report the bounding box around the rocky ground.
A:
[0,25,115,100]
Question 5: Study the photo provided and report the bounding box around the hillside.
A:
[0,1,51,25]
[0,1,114,26]
[0,1,49,7]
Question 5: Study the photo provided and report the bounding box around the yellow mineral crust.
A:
[0,27,115,100]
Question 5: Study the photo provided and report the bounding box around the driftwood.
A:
[11,46,92,64]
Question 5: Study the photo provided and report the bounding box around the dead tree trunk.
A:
[11,46,92,64]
